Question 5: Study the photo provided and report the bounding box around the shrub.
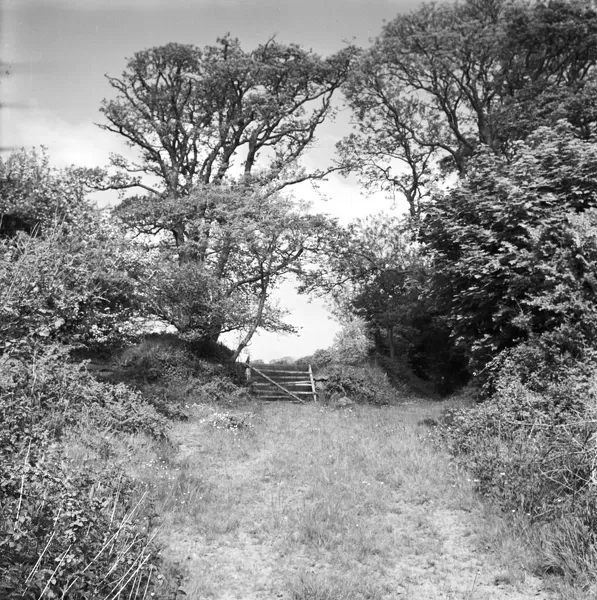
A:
[0,346,180,598]
[0,217,153,354]
[0,147,91,238]
[113,337,250,408]
[423,127,597,373]
[0,346,169,447]
[0,442,180,599]
[115,338,197,384]
[440,343,597,581]
[320,364,398,405]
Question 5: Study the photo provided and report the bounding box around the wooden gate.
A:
[247,363,317,403]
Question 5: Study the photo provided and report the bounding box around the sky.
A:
[1,0,425,362]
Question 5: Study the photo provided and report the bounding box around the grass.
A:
[109,398,551,600]
[59,388,597,600]
[60,388,597,599]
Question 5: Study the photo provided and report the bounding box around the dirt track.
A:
[159,400,548,599]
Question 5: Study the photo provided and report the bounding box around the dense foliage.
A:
[129,187,335,358]
[316,0,597,389]
[339,0,597,217]
[319,364,399,406]
[302,2,597,585]
[0,217,152,354]
[89,37,355,355]
[113,336,251,409]
[0,150,180,597]
[423,123,597,371]
[99,37,354,194]
[0,148,93,238]
[0,347,176,599]
[440,343,597,583]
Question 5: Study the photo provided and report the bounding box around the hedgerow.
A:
[320,364,399,405]
[114,337,251,408]
[1,445,180,599]
[440,342,597,582]
[0,346,179,598]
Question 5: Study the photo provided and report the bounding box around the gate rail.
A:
[246,363,317,403]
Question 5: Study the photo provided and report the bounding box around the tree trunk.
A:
[387,325,395,360]
[231,278,269,362]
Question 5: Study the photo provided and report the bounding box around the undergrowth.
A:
[112,338,251,409]
[0,345,182,599]
[440,342,597,593]
[318,363,408,405]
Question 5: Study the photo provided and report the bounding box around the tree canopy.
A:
[305,0,597,390]
[339,0,597,218]
[99,37,355,196]
[91,37,354,354]
[422,122,597,369]
[137,186,335,358]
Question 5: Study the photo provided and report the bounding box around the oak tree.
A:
[99,37,354,196]
[131,185,334,358]
[95,37,352,352]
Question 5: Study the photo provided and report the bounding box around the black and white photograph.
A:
[2,0,597,597]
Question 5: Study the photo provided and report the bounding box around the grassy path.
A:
[150,400,548,600]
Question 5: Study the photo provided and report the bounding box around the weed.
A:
[0,442,181,599]
[288,570,390,600]
[154,401,540,599]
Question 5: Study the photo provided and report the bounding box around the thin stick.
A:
[104,553,151,600]
[111,472,123,526]
[26,525,57,584]
[140,565,154,600]
[15,439,32,527]
[39,544,72,600]
[62,492,149,596]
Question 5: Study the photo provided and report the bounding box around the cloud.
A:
[296,158,404,224]
[9,0,415,13]
[1,105,131,206]
[5,106,106,162]
[9,0,248,9]
[222,280,340,362]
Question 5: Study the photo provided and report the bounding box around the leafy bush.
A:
[0,442,180,599]
[423,125,597,373]
[320,364,399,405]
[0,346,169,452]
[0,346,179,598]
[115,338,197,384]
[480,337,597,399]
[0,217,153,354]
[440,343,597,581]
[114,337,250,408]
[0,147,91,238]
